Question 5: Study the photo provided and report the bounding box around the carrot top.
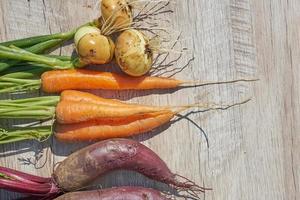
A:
[0,126,52,144]
[0,96,59,120]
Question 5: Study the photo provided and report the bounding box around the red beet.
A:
[0,139,208,199]
[54,187,172,200]
[53,138,205,194]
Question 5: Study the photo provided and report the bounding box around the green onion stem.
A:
[44,55,72,61]
[0,20,97,48]
[1,65,50,77]
[0,45,74,69]
[0,39,64,72]
[25,39,64,53]
[0,29,76,48]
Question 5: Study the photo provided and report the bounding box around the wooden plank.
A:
[247,0,300,199]
[0,0,299,199]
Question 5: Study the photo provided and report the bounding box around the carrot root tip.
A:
[181,78,259,87]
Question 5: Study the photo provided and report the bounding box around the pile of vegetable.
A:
[0,90,250,143]
[0,139,209,199]
[0,0,257,199]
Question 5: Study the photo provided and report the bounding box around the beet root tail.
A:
[170,174,212,199]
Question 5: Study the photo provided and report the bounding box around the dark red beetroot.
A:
[54,187,172,200]
[0,139,209,199]
[53,138,207,195]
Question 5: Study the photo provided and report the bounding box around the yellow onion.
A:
[115,29,153,76]
[74,26,115,65]
[101,0,133,29]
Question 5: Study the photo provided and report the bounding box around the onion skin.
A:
[74,26,100,49]
[77,32,115,65]
[54,187,172,200]
[101,0,133,28]
[115,29,153,76]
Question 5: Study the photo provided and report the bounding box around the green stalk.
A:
[25,39,64,53]
[0,20,97,48]
[0,106,55,120]
[0,29,76,48]
[0,97,58,120]
[0,83,16,88]
[0,45,74,69]
[44,55,72,61]
[0,83,41,93]
[0,109,55,120]
[0,96,60,107]
[0,64,49,93]
[0,56,71,75]
[1,65,49,77]
[0,78,41,93]
[0,39,64,72]
[0,126,52,144]
[0,77,37,84]
[0,20,97,72]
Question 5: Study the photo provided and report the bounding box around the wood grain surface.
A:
[0,0,299,199]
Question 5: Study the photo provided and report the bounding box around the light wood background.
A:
[0,0,299,199]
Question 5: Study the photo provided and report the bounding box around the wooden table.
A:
[0,0,299,199]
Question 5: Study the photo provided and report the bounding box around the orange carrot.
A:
[42,69,257,93]
[55,100,170,124]
[61,90,172,123]
[61,90,140,107]
[42,69,182,93]
[55,97,251,141]
[68,111,169,126]
[55,111,175,141]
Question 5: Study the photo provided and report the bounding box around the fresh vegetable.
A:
[74,26,115,65]
[54,90,177,141]
[55,100,169,124]
[100,0,172,35]
[0,90,249,121]
[55,95,250,142]
[0,0,133,49]
[0,90,250,143]
[54,187,171,200]
[0,90,168,123]
[0,0,169,49]
[41,69,257,93]
[40,69,183,92]
[0,139,208,198]
[55,139,208,193]
[55,111,174,141]
[115,29,153,76]
[60,90,130,107]
[0,68,256,94]
[0,26,116,74]
[101,0,133,29]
